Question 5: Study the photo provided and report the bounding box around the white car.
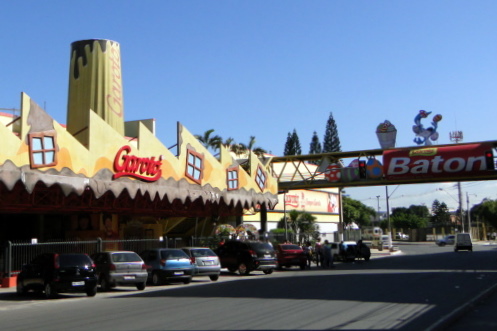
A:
[396,232,408,240]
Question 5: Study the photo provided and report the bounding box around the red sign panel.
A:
[383,143,493,181]
[113,145,163,182]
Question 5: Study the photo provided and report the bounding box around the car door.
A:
[24,254,51,288]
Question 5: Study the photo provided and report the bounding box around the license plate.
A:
[72,281,84,286]
[124,276,135,280]
[174,271,184,275]
[203,261,213,265]
[264,254,271,258]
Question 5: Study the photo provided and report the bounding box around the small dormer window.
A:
[227,166,239,191]
[186,149,203,184]
[255,165,267,191]
[29,132,57,169]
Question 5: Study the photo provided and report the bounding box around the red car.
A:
[275,244,307,270]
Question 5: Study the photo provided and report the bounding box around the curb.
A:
[425,281,497,331]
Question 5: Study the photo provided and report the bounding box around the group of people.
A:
[302,239,335,269]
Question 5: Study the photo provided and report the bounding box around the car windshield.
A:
[161,250,189,260]
[191,249,216,257]
[111,252,142,263]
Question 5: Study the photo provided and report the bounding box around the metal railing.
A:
[2,237,168,278]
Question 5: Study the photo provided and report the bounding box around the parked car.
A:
[139,248,193,285]
[396,232,409,240]
[454,233,473,252]
[275,244,307,270]
[436,235,456,246]
[216,240,277,275]
[334,241,357,262]
[16,253,98,299]
[91,251,148,291]
[181,247,221,281]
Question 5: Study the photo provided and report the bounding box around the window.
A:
[28,132,57,169]
[227,166,239,191]
[186,149,203,184]
[255,165,267,191]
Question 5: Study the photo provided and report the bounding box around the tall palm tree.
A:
[194,129,222,151]
[245,136,267,157]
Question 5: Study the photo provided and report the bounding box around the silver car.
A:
[181,247,221,281]
[436,235,455,246]
[91,251,148,291]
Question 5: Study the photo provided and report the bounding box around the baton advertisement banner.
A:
[383,143,494,181]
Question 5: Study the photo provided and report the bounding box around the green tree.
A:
[194,129,222,152]
[431,199,451,226]
[471,199,497,229]
[309,131,322,155]
[308,131,322,165]
[323,112,341,153]
[343,196,376,229]
[390,204,430,229]
[284,129,302,155]
[277,210,318,242]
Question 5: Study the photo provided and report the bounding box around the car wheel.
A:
[44,282,56,299]
[440,242,446,247]
[238,263,250,275]
[136,282,146,290]
[152,271,163,286]
[300,264,306,270]
[86,286,97,297]
[364,256,370,261]
[209,275,219,281]
[183,277,191,285]
[263,269,273,275]
[16,280,26,296]
[100,276,111,291]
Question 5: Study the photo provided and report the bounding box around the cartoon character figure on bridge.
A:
[412,110,442,146]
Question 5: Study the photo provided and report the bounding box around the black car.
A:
[216,240,277,275]
[16,253,98,299]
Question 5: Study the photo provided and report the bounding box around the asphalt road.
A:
[1,242,497,330]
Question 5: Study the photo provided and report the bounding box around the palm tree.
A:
[194,129,222,152]
[245,136,268,157]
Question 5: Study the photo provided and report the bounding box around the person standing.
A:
[303,241,313,268]
[323,240,334,268]
[314,239,323,267]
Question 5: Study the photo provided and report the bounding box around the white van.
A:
[454,233,472,252]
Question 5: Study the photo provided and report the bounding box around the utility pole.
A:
[376,195,380,227]
[450,130,464,232]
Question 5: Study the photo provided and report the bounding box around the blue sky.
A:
[1,1,496,212]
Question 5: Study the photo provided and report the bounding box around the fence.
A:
[2,238,168,278]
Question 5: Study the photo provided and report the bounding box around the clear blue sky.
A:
[1,1,496,211]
